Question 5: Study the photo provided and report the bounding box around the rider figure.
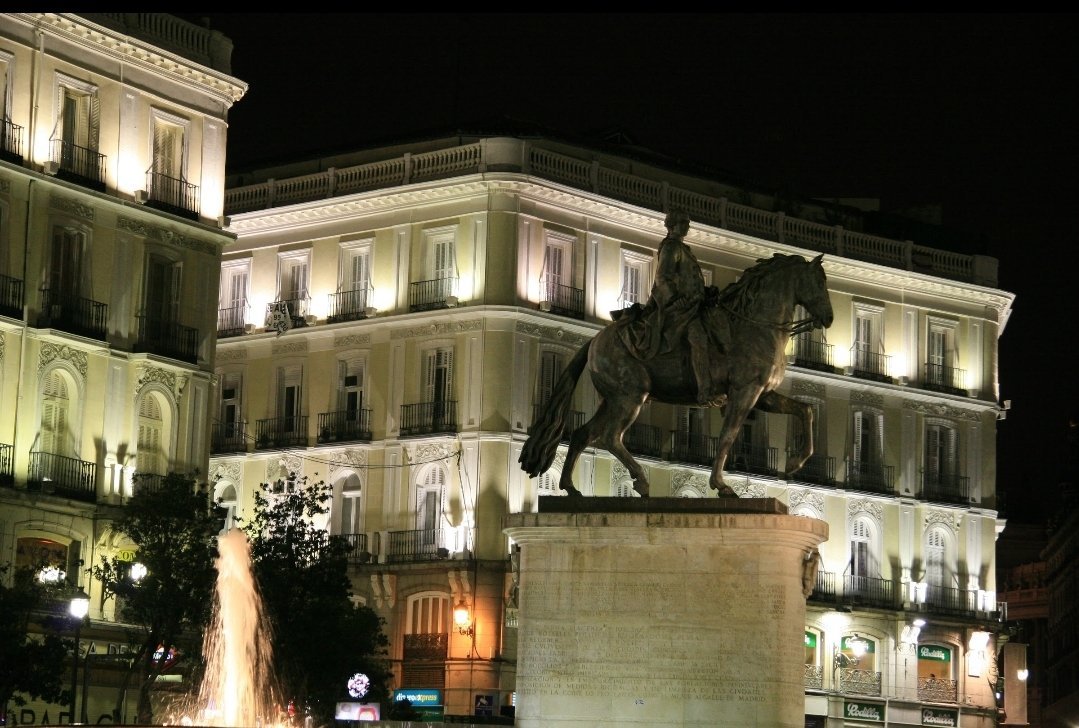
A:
[640,210,721,406]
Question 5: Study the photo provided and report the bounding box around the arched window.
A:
[136,393,165,475]
[416,465,446,538]
[335,473,363,536]
[215,483,238,535]
[848,516,880,596]
[41,370,72,456]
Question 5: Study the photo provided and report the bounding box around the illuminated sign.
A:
[393,689,442,706]
[844,701,884,722]
[804,632,817,647]
[922,707,958,726]
[918,645,951,662]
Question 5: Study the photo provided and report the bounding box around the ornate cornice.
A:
[792,379,826,396]
[211,461,242,484]
[514,320,593,348]
[671,470,708,495]
[731,480,767,498]
[267,454,303,481]
[327,448,369,476]
[925,509,961,532]
[135,364,187,399]
[334,333,371,348]
[39,342,87,375]
[50,194,95,221]
[216,347,247,362]
[902,399,980,421]
[272,339,308,356]
[848,498,884,523]
[789,489,825,513]
[117,216,219,255]
[391,319,482,339]
[407,441,457,464]
[851,390,884,408]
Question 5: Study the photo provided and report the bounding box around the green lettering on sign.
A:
[844,701,884,722]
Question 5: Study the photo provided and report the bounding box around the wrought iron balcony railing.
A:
[668,431,717,467]
[539,276,585,319]
[340,533,371,564]
[804,664,824,690]
[787,450,836,486]
[210,422,248,454]
[728,442,778,477]
[843,574,897,609]
[409,277,457,312]
[923,585,977,618]
[131,472,166,495]
[920,472,971,505]
[624,423,665,458]
[848,345,892,383]
[50,139,106,191]
[265,296,310,330]
[844,460,895,495]
[327,287,371,323]
[217,303,250,338]
[385,528,444,563]
[837,668,882,697]
[255,415,308,449]
[135,315,199,363]
[317,409,372,444]
[1,117,24,164]
[922,362,967,396]
[27,451,97,502]
[0,273,23,319]
[790,337,836,372]
[917,677,958,703]
[0,442,13,485]
[400,400,457,437]
[809,571,838,603]
[143,170,200,219]
[38,288,108,340]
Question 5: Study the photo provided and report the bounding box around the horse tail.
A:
[518,340,591,478]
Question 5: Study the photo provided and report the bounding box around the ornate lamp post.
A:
[68,587,90,724]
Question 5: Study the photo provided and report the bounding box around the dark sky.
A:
[188,13,1079,524]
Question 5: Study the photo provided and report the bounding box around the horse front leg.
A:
[709,386,762,497]
[755,390,814,477]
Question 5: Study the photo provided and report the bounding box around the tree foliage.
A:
[0,565,71,721]
[241,475,390,723]
[89,472,221,723]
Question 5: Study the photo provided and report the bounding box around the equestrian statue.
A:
[518,210,834,497]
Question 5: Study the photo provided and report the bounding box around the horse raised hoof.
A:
[562,484,584,498]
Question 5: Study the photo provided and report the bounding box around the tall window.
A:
[136,394,165,475]
[407,592,451,635]
[925,527,948,589]
[925,422,959,487]
[150,111,186,182]
[852,302,884,372]
[850,408,884,477]
[215,483,238,535]
[428,230,456,282]
[338,359,365,417]
[926,317,959,389]
[849,516,879,580]
[339,240,372,312]
[220,372,242,430]
[277,365,303,431]
[41,370,72,455]
[619,249,651,308]
[278,252,310,303]
[537,350,564,407]
[789,397,824,456]
[145,253,181,325]
[49,226,86,297]
[336,473,363,536]
[424,348,453,404]
[219,260,250,334]
[54,75,99,157]
[416,466,445,536]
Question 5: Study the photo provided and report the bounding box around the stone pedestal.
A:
[503,497,828,728]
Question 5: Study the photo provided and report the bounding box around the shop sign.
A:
[922,707,959,726]
[844,700,884,722]
[842,636,875,653]
[393,688,442,706]
[804,632,817,647]
[918,645,951,661]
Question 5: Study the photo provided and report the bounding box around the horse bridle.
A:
[718,302,821,336]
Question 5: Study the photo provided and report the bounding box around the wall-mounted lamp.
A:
[453,600,473,637]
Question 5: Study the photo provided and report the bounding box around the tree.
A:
[0,565,71,724]
[241,474,390,724]
[89,472,221,724]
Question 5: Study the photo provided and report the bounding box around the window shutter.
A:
[926,425,941,479]
[852,410,864,463]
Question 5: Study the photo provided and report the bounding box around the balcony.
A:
[624,423,665,458]
[135,315,199,363]
[809,571,838,603]
[217,303,250,338]
[210,422,248,454]
[804,664,824,690]
[0,442,13,486]
[317,409,372,444]
[50,139,106,192]
[922,585,977,618]
[844,460,895,495]
[848,346,892,383]
[255,415,308,449]
[922,362,967,396]
[837,668,882,697]
[917,676,958,703]
[1,117,24,164]
[920,472,971,505]
[385,528,445,563]
[340,533,371,564]
[327,287,371,323]
[668,431,717,467]
[843,574,897,609]
[790,338,836,373]
[265,295,310,331]
[400,400,457,437]
[728,442,778,477]
[39,288,108,340]
[0,273,23,319]
[27,451,97,502]
[788,450,836,487]
[409,277,457,312]
[539,276,585,319]
[131,472,166,495]
[142,170,200,220]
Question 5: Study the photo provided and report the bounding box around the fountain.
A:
[174,529,281,727]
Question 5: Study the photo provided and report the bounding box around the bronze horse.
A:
[519,253,834,497]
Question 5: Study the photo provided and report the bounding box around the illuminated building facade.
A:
[215,134,1021,724]
[0,12,245,724]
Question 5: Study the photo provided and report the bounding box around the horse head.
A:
[799,254,833,330]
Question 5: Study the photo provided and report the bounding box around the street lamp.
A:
[68,587,90,725]
[833,633,868,691]
[453,600,474,637]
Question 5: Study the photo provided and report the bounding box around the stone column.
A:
[504,497,828,728]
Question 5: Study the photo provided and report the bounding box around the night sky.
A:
[185,13,1079,524]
